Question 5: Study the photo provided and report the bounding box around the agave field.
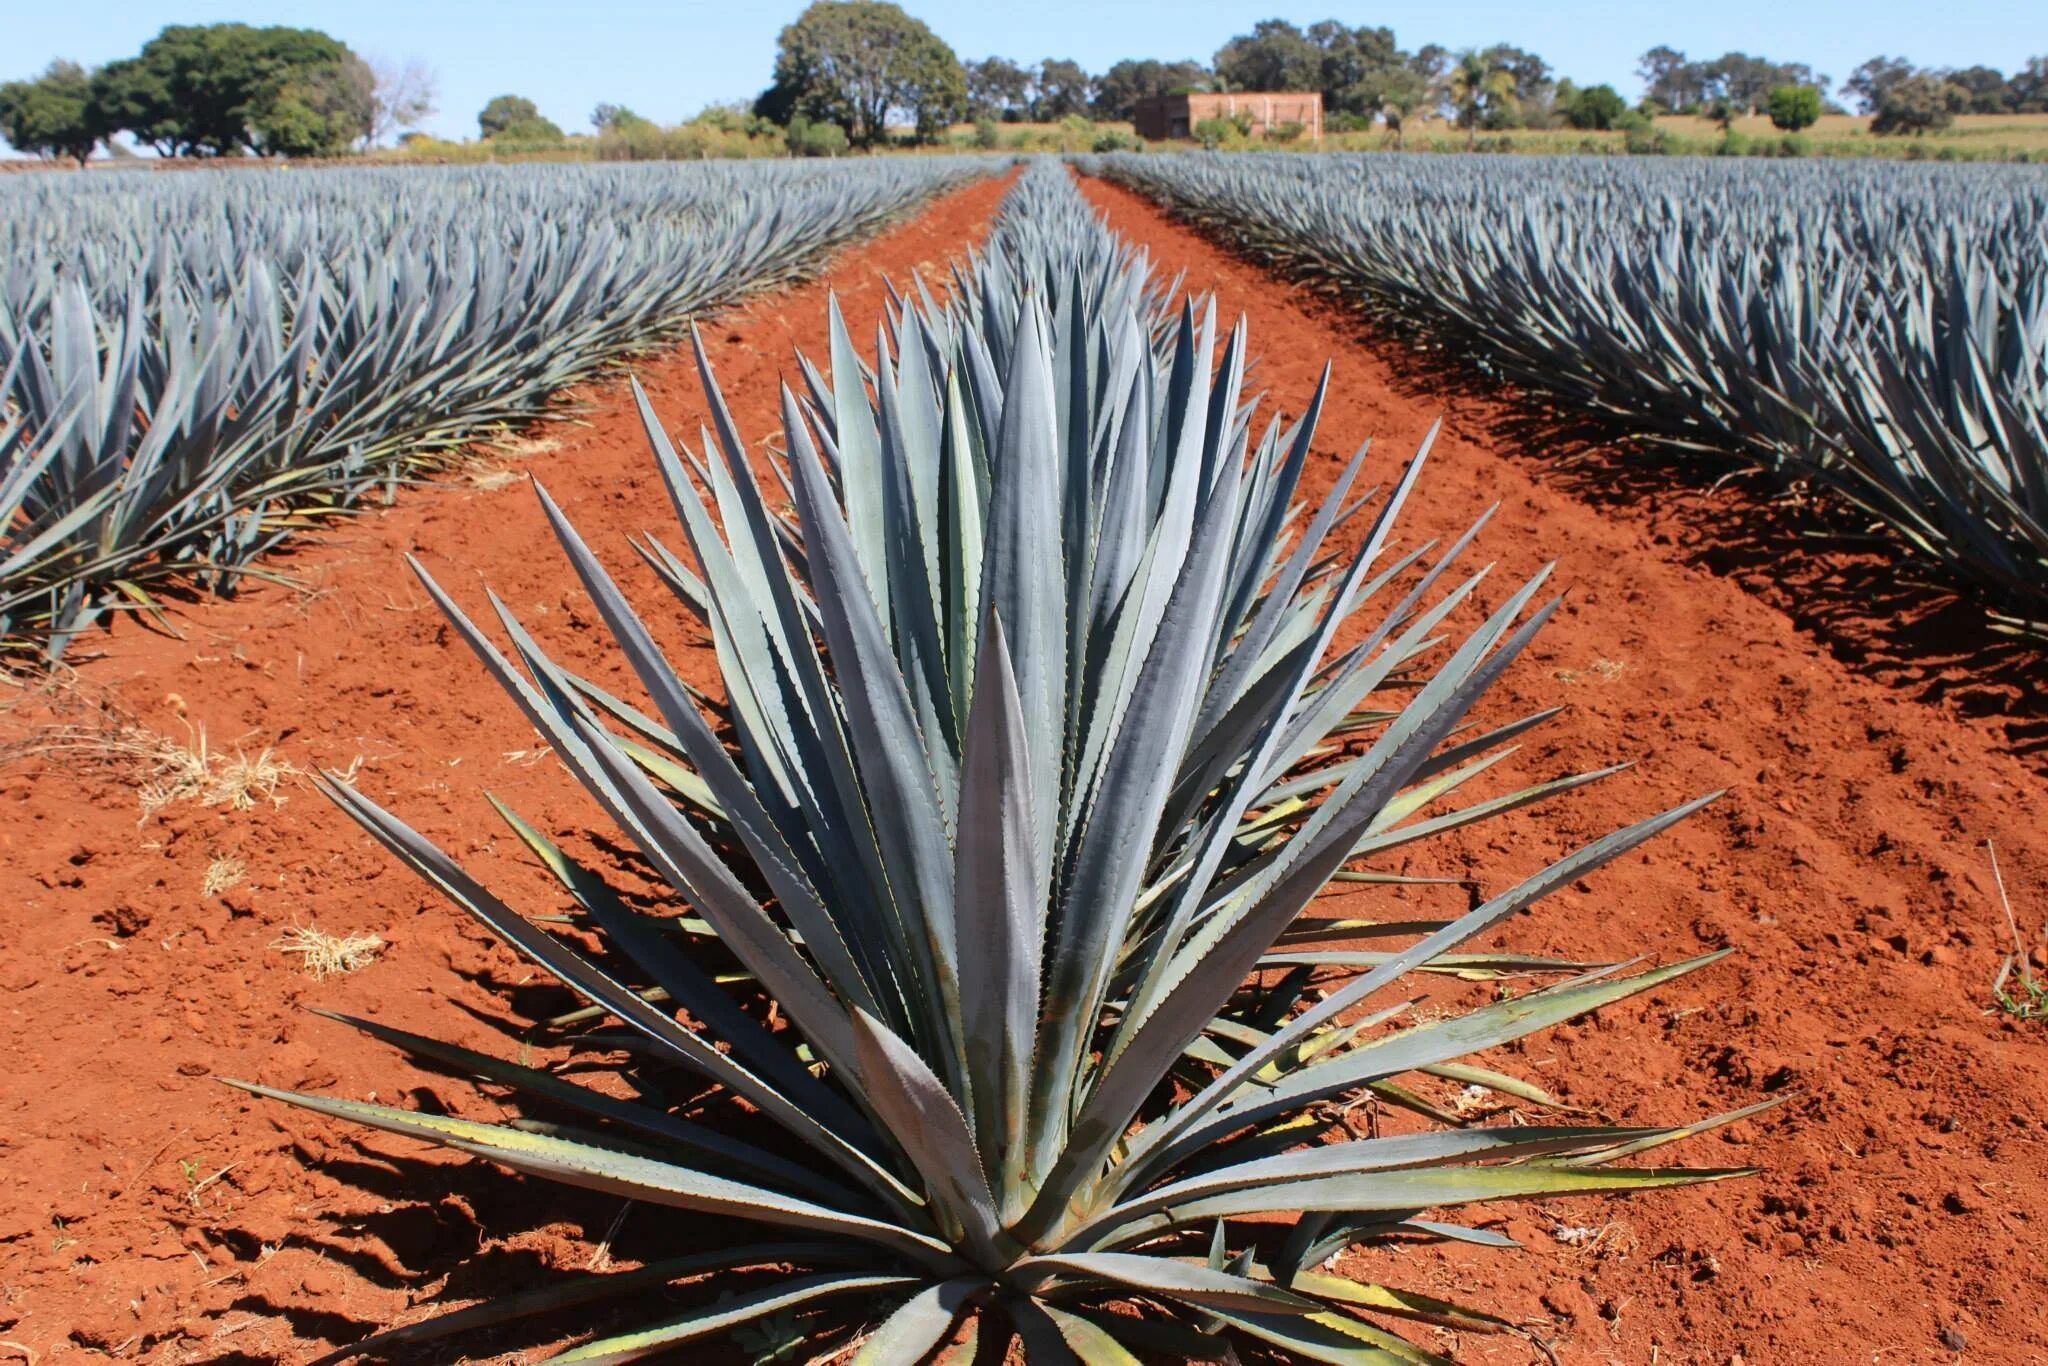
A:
[217,161,1758,1361]
[0,158,982,655]
[4,148,2047,1366]
[1087,153,2048,636]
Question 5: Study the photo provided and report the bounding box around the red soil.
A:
[0,164,2041,1366]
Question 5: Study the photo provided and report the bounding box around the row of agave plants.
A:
[0,158,988,657]
[234,160,1757,1362]
[1085,152,2048,638]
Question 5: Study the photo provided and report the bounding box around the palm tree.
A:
[1448,49,1516,147]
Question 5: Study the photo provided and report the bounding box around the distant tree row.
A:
[0,24,435,163]
[742,5,2048,151]
[1842,55,2048,133]
[10,5,2045,163]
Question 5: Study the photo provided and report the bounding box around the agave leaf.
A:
[1203,1305,1447,1365]
[550,1270,921,1365]
[221,1082,956,1264]
[851,1009,1005,1263]
[850,1276,988,1366]
[308,1242,856,1366]
[1016,1254,1317,1315]
[951,610,1043,1212]
[307,1009,852,1203]
[1040,1303,1144,1365]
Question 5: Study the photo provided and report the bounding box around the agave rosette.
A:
[235,166,1750,1364]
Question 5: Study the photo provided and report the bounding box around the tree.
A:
[368,57,436,145]
[965,57,1031,121]
[1638,46,1702,112]
[479,94,540,137]
[1090,59,1209,120]
[786,114,850,155]
[1305,20,1400,118]
[1561,83,1628,130]
[1941,65,2012,114]
[88,58,176,155]
[1845,56,1915,113]
[754,0,966,146]
[0,60,100,164]
[1032,59,1092,120]
[252,51,374,156]
[592,103,658,138]
[2010,56,2048,113]
[1480,45,1552,124]
[1767,84,1822,131]
[87,24,372,156]
[1213,19,1321,92]
[1448,48,1517,143]
[1373,66,1429,145]
[1870,73,1967,134]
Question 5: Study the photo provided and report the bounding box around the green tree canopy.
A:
[86,24,369,156]
[965,57,1031,121]
[1448,48,1521,136]
[0,60,100,164]
[1032,59,1092,119]
[1767,84,1823,131]
[1090,59,1210,120]
[1845,56,1915,113]
[1561,82,1628,130]
[754,0,966,146]
[1870,73,1968,134]
[479,94,541,137]
[1213,20,1321,93]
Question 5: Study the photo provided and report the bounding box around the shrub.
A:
[478,94,542,139]
[1563,83,1628,130]
[973,117,999,149]
[492,116,565,144]
[1265,120,1306,143]
[1193,116,1240,149]
[787,115,850,157]
[1767,84,1822,132]
[1871,75,1968,135]
[1091,128,1138,153]
[1613,110,1672,154]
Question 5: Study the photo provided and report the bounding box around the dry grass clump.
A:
[201,855,247,897]
[132,727,295,820]
[270,925,384,980]
[4,671,297,821]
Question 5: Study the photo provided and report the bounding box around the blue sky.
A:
[4,0,2042,147]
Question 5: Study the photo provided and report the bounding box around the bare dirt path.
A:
[0,170,1015,1365]
[0,159,2042,1366]
[1076,173,2048,1365]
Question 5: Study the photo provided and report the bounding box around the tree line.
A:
[745,5,2048,149]
[7,4,2045,163]
[0,24,435,163]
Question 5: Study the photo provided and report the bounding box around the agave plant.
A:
[234,166,1751,1363]
[0,158,988,655]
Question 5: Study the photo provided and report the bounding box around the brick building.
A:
[1132,91,1324,142]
